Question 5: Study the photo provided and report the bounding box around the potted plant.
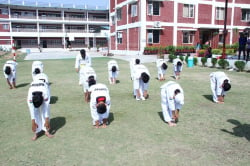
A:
[201,57,207,67]
[211,58,218,68]
[218,59,229,69]
[234,61,246,72]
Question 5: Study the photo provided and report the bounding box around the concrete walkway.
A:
[23,48,158,64]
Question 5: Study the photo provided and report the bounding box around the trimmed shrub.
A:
[218,59,229,69]
[201,57,207,67]
[198,49,205,57]
[212,49,222,55]
[211,58,218,68]
[234,61,246,72]
[193,57,198,65]
[168,54,177,63]
[179,55,184,62]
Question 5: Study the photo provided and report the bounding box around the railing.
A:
[64,17,87,21]
[65,29,87,33]
[9,14,109,22]
[11,15,36,19]
[39,29,63,32]
[11,28,104,33]
[88,18,109,22]
[12,28,37,32]
[39,16,62,20]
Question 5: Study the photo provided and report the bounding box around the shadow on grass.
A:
[203,95,213,102]
[221,119,250,141]
[108,112,114,125]
[16,83,29,88]
[50,96,58,104]
[50,117,66,135]
[157,112,165,122]
[116,80,120,84]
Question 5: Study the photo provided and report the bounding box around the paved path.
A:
[23,48,158,63]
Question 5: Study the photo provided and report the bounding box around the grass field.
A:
[0,55,249,166]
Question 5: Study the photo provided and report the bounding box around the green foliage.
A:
[168,54,177,62]
[201,57,207,66]
[211,58,218,67]
[218,59,229,69]
[212,49,222,55]
[157,46,165,59]
[185,54,190,63]
[198,49,205,57]
[234,61,246,72]
[167,45,175,54]
[202,44,210,50]
[179,55,184,62]
[193,57,198,65]
[225,49,236,55]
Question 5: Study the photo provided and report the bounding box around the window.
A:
[117,32,122,44]
[216,7,225,20]
[117,8,122,21]
[3,24,9,30]
[148,3,153,15]
[131,4,137,17]
[111,16,115,25]
[147,30,160,43]
[183,31,194,44]
[241,9,250,21]
[0,8,8,15]
[148,1,160,16]
[183,4,194,18]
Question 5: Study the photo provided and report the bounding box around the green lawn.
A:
[0,56,249,166]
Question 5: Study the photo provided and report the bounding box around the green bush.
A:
[225,49,236,55]
[212,49,222,55]
[218,59,229,69]
[198,49,205,57]
[201,57,207,67]
[168,54,177,63]
[211,58,218,68]
[179,55,184,62]
[167,45,175,54]
[234,61,246,72]
[194,57,198,65]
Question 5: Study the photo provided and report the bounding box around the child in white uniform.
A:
[108,60,119,84]
[160,81,184,126]
[88,83,111,128]
[210,71,231,103]
[27,80,53,140]
[3,60,17,89]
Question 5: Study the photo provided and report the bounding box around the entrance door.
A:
[200,30,211,45]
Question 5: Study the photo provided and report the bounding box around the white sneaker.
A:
[136,97,140,101]
[141,96,145,101]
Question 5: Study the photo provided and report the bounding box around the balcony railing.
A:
[39,29,63,32]
[64,17,87,21]
[9,14,108,22]
[12,28,37,32]
[11,15,36,19]
[39,16,62,20]
[11,28,102,33]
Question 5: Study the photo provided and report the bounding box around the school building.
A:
[110,0,250,55]
[0,0,109,49]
